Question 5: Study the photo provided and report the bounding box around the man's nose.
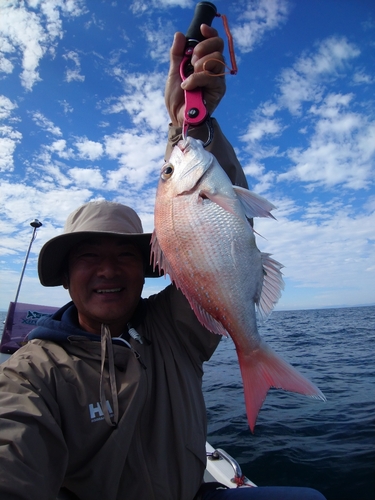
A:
[96,257,120,277]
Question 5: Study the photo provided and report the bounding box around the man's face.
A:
[63,235,145,336]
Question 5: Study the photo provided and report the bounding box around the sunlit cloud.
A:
[239,35,372,193]
[31,111,63,136]
[142,20,175,63]
[68,167,104,188]
[281,93,375,189]
[0,133,22,172]
[104,130,165,188]
[105,71,168,131]
[0,95,17,119]
[74,138,104,160]
[278,36,360,115]
[232,0,289,53]
[0,0,86,90]
[63,50,85,82]
[130,0,193,15]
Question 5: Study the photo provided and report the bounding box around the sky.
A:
[0,0,374,312]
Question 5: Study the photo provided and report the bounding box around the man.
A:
[0,26,326,500]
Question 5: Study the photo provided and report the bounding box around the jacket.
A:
[0,119,248,500]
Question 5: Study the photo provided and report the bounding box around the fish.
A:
[151,136,325,432]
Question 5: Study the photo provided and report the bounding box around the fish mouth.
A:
[177,140,189,152]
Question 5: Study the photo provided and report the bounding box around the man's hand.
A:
[165,25,226,127]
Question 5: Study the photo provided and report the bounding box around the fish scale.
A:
[152,136,325,432]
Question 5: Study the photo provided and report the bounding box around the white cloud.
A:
[59,99,74,114]
[65,68,85,83]
[0,125,22,141]
[232,0,289,53]
[106,72,168,131]
[278,37,360,115]
[254,198,375,309]
[246,168,276,195]
[46,139,74,159]
[0,4,45,89]
[0,180,91,230]
[63,50,85,82]
[0,113,22,172]
[68,167,104,188]
[104,130,165,188]
[280,93,375,189]
[241,117,283,143]
[0,37,15,74]
[142,20,175,63]
[31,111,62,136]
[33,163,72,188]
[0,0,86,90]
[130,0,193,14]
[74,138,103,160]
[0,135,21,172]
[129,1,148,14]
[239,36,371,192]
[0,95,17,120]
[352,69,374,85]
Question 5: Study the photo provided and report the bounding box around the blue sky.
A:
[0,0,374,311]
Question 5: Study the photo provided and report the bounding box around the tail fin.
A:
[237,342,326,433]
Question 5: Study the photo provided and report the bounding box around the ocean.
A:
[203,306,375,500]
[1,305,374,499]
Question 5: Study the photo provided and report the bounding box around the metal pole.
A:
[14,219,43,304]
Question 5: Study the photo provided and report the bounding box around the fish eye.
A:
[161,163,174,180]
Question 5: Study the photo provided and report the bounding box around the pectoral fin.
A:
[199,189,239,217]
[257,253,285,321]
[233,186,277,220]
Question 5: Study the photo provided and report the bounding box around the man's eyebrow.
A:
[75,239,100,248]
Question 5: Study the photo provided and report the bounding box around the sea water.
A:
[1,306,374,500]
[203,306,375,500]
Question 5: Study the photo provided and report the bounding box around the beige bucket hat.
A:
[38,200,159,286]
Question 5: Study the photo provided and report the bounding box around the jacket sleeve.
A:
[0,347,68,500]
[164,118,249,189]
[146,285,221,368]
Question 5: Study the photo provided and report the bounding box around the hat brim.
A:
[38,230,161,286]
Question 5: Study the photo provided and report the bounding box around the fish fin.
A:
[188,297,230,337]
[237,343,326,433]
[200,190,239,217]
[256,253,284,322]
[233,186,276,220]
[150,231,173,278]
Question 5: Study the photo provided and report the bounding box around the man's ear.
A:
[62,270,69,290]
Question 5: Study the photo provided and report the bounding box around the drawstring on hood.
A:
[100,322,147,427]
[100,324,119,427]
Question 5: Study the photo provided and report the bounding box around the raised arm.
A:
[164,26,248,189]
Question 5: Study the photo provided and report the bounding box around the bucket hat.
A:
[38,200,159,286]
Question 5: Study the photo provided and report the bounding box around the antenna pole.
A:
[14,219,43,304]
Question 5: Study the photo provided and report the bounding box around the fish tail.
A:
[237,342,326,433]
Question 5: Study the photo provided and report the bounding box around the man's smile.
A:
[95,288,123,294]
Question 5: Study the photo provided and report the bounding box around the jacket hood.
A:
[27,301,102,344]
